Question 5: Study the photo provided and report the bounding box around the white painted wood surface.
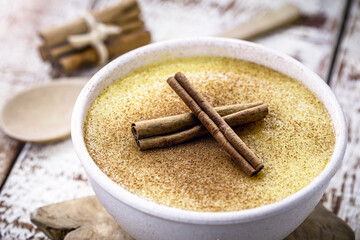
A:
[0,0,96,188]
[322,0,360,236]
[0,0,97,238]
[1,0,357,239]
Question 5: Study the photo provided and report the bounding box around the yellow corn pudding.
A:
[84,57,335,212]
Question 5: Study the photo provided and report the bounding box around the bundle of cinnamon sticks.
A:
[132,72,268,176]
[38,0,151,76]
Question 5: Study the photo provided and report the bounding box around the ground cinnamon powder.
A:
[84,57,335,212]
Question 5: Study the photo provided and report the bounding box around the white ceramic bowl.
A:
[71,38,347,240]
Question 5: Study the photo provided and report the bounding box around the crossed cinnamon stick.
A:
[132,102,268,151]
[167,72,264,176]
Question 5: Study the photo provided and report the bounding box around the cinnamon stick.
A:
[167,72,264,176]
[55,30,151,75]
[39,0,138,47]
[132,102,263,139]
[113,5,141,25]
[136,104,268,150]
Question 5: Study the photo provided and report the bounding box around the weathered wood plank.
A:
[0,142,93,239]
[0,0,101,239]
[322,0,360,237]
[0,0,100,187]
[0,0,91,188]
[138,0,346,80]
[0,0,98,238]
[0,133,23,188]
[0,0,349,239]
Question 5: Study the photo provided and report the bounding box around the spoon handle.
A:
[217,3,301,39]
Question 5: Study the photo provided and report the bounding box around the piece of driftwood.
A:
[30,196,134,240]
[284,204,355,240]
[31,196,354,240]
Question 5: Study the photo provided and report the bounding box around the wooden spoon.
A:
[0,78,88,143]
[217,3,301,39]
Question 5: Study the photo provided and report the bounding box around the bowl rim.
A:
[71,37,347,224]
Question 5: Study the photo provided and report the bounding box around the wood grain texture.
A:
[322,0,360,237]
[0,0,352,239]
[0,142,93,239]
[0,132,23,188]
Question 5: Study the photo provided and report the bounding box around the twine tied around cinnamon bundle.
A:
[38,0,151,76]
[67,12,121,65]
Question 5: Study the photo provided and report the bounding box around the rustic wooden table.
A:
[0,0,359,239]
